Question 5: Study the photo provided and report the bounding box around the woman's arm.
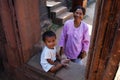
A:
[59,47,64,56]
[56,52,62,61]
[59,22,68,55]
[82,24,90,52]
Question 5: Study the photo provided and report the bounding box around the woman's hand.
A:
[78,51,87,59]
[81,51,87,59]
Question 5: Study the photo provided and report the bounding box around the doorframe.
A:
[86,0,120,80]
[0,0,120,80]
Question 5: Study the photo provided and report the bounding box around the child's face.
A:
[44,36,56,49]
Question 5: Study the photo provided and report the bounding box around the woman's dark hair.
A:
[42,30,56,42]
[73,6,86,15]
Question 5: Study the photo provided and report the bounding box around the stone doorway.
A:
[0,0,120,80]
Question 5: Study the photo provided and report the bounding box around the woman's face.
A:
[74,9,84,21]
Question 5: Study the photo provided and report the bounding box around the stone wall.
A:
[39,0,47,20]
[87,0,96,6]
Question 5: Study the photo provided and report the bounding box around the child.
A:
[40,30,69,73]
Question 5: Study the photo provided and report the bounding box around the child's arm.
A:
[47,59,57,65]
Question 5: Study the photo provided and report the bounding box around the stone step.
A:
[46,1,73,25]
[46,1,62,11]
[55,12,73,25]
[51,6,67,19]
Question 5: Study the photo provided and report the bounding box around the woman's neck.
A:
[74,19,81,27]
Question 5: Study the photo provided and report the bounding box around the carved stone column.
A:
[86,0,120,80]
[0,0,41,72]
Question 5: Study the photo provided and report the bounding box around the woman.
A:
[59,6,90,63]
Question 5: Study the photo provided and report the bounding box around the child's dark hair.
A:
[73,6,86,15]
[42,30,56,42]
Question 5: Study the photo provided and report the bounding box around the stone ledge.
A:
[27,53,86,80]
